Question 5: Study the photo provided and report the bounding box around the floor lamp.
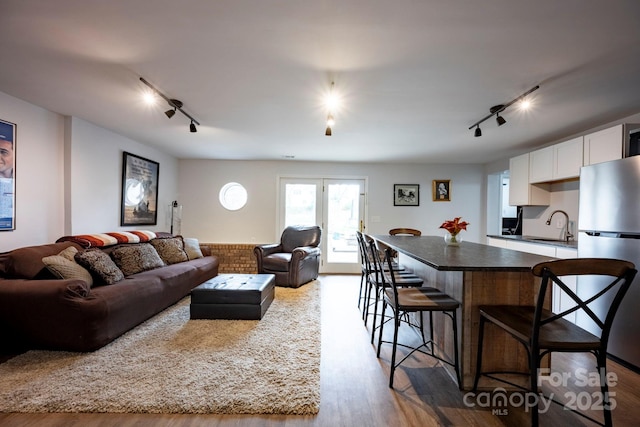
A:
[170,200,182,235]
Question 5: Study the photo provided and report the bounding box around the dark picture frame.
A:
[432,179,451,202]
[394,184,420,206]
[0,119,16,231]
[120,151,159,226]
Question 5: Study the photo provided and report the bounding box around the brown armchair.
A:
[253,225,322,288]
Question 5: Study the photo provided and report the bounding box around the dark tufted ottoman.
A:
[190,274,276,320]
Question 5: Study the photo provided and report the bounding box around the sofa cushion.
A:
[150,237,188,264]
[0,241,80,279]
[75,248,124,285]
[42,247,94,286]
[183,237,204,260]
[110,243,165,276]
[262,253,292,272]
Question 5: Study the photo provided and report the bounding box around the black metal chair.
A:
[375,246,461,388]
[356,232,410,323]
[473,258,637,427]
[363,236,428,345]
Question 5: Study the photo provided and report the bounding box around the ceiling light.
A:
[140,77,200,132]
[324,81,337,136]
[325,81,338,111]
[326,114,335,127]
[164,99,182,118]
[468,85,539,137]
[325,114,335,136]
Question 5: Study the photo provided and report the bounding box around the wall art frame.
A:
[120,151,159,226]
[0,119,16,231]
[394,184,420,206]
[432,179,451,202]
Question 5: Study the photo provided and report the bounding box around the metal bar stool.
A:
[473,258,637,427]
[375,247,461,388]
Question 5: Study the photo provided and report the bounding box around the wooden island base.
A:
[374,235,554,390]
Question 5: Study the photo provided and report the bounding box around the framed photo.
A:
[433,179,451,202]
[121,152,159,226]
[394,184,419,206]
[0,119,16,231]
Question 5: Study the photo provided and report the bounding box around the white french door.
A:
[278,177,366,274]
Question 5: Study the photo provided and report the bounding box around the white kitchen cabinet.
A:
[509,153,550,206]
[553,247,578,324]
[583,124,623,166]
[554,136,584,180]
[486,237,507,248]
[505,240,557,257]
[529,137,583,183]
[529,146,554,183]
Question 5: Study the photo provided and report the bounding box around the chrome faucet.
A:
[545,210,574,242]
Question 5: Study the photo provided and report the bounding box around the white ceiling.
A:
[1,1,640,164]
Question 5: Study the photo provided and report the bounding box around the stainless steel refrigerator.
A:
[578,155,640,371]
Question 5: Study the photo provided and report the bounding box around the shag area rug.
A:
[0,282,320,414]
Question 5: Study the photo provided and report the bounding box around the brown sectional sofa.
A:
[0,238,219,352]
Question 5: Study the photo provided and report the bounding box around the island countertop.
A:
[372,235,556,272]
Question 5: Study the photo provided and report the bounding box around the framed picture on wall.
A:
[394,184,420,206]
[0,119,16,231]
[432,179,451,202]
[120,151,159,226]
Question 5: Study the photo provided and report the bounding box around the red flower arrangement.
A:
[439,217,469,236]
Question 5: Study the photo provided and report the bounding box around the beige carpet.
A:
[0,282,320,414]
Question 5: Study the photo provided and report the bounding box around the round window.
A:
[219,182,248,210]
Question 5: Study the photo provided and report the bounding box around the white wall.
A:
[0,91,65,251]
[178,159,485,244]
[0,91,179,252]
[66,117,178,235]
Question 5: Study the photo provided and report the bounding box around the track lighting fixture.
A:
[324,81,338,136]
[468,85,539,137]
[325,114,334,136]
[140,77,200,133]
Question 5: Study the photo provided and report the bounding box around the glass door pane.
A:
[323,179,365,273]
[284,183,317,227]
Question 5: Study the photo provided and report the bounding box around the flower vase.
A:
[444,232,462,246]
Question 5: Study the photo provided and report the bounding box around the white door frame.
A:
[276,175,368,274]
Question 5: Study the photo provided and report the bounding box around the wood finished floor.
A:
[1,274,640,427]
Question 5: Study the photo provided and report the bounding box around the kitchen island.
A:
[373,235,557,389]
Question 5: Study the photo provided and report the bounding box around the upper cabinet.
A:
[509,153,550,206]
[528,146,554,183]
[529,136,583,184]
[583,124,623,166]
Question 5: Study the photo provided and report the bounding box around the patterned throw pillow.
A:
[183,237,204,260]
[42,247,94,286]
[110,243,165,276]
[75,248,124,285]
[58,245,79,261]
[150,237,188,264]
